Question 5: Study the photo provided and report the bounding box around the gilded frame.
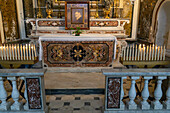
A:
[65,1,90,30]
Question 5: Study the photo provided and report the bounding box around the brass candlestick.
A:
[103,7,111,19]
[95,1,99,18]
[58,0,62,18]
[37,0,43,18]
[46,9,53,18]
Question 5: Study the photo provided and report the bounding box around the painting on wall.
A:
[0,10,5,44]
[65,1,90,30]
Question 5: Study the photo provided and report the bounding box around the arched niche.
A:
[149,0,170,57]
[149,0,170,44]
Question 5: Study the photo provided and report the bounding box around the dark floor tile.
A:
[46,102,50,106]
[56,97,61,100]
[74,108,80,110]
[94,97,100,100]
[51,108,58,110]
[84,102,91,106]
[64,102,70,106]
[95,108,100,110]
[75,97,81,100]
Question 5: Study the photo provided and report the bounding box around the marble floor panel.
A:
[46,94,104,113]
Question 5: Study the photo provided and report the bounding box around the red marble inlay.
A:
[107,77,121,108]
[26,78,42,109]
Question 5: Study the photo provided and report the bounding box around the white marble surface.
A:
[0,69,45,76]
[102,69,170,76]
[39,34,117,61]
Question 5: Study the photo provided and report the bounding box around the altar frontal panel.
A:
[65,1,89,30]
[42,41,115,67]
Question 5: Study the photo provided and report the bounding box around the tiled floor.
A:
[46,94,104,113]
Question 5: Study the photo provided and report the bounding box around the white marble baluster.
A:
[0,77,9,110]
[140,76,152,109]
[7,77,21,110]
[20,77,29,110]
[163,77,170,109]
[120,77,127,110]
[127,76,139,109]
[151,76,167,109]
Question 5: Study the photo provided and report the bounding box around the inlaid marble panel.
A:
[42,41,115,67]
[26,78,42,109]
[107,77,121,109]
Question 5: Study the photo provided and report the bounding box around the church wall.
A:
[137,0,158,41]
[0,0,19,42]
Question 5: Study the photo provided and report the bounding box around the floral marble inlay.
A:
[107,77,121,108]
[26,78,42,109]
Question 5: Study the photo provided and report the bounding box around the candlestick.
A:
[163,45,166,60]
[155,45,157,61]
[34,44,37,57]
[157,46,160,61]
[9,44,11,60]
[14,44,17,60]
[129,45,132,61]
[29,44,31,60]
[149,45,151,61]
[17,44,20,60]
[143,45,145,60]
[31,44,34,60]
[126,46,129,61]
[6,45,9,60]
[26,44,28,60]
[23,45,26,60]
[138,44,141,61]
[132,44,134,61]
[146,45,149,60]
[0,46,3,60]
[20,44,23,60]
[135,44,137,61]
[160,46,163,61]
[152,44,154,60]
[3,45,6,60]
[12,44,14,60]
[140,45,143,61]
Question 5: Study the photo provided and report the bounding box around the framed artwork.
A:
[65,1,90,30]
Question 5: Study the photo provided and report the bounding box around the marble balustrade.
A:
[103,69,170,113]
[0,69,48,113]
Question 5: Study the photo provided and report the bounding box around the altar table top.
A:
[39,34,117,61]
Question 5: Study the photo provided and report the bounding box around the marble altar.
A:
[39,34,117,67]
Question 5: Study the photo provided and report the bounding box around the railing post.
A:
[151,76,167,109]
[127,76,139,109]
[140,76,152,109]
[7,77,22,110]
[20,77,29,110]
[163,76,170,109]
[120,77,127,110]
[0,77,9,110]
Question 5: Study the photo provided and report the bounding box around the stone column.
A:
[16,0,26,39]
[0,77,9,110]
[127,76,139,109]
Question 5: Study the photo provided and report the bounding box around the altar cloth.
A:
[39,34,117,67]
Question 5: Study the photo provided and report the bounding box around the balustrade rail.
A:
[102,69,170,113]
[0,69,48,113]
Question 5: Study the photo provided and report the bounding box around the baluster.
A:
[20,77,29,110]
[140,76,152,109]
[120,77,127,110]
[0,77,9,110]
[151,76,166,109]
[163,77,170,109]
[7,77,21,110]
[127,76,139,109]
